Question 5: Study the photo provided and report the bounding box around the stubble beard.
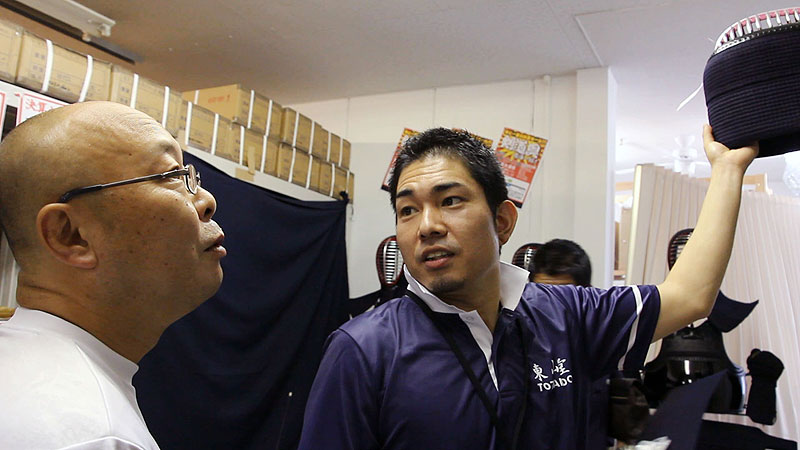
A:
[429,276,465,297]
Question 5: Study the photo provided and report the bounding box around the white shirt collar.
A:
[404,261,529,313]
[403,261,529,390]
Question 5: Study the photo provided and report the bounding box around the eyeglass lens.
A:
[186,165,200,194]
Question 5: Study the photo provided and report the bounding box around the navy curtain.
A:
[134,152,350,449]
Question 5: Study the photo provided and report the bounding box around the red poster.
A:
[381,128,419,191]
[495,128,547,206]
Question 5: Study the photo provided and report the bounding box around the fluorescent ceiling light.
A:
[16,0,115,39]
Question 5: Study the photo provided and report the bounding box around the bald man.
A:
[0,101,226,449]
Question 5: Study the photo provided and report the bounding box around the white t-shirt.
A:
[0,307,160,450]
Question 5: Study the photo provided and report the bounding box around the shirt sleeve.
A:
[298,329,380,450]
[575,285,661,378]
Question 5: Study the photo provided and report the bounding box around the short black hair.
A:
[531,239,592,287]
[388,128,507,217]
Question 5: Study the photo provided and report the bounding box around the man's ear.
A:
[495,200,518,246]
[36,204,97,269]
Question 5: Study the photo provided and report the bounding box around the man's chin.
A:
[429,277,465,297]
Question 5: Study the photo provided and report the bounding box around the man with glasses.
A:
[0,101,225,449]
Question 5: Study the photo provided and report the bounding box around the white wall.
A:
[292,71,616,296]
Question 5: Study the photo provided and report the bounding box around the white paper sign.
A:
[16,93,66,126]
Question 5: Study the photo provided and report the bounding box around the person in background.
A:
[530,238,592,286]
[0,101,226,449]
[299,126,756,449]
[530,237,620,447]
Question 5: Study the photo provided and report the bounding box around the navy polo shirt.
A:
[299,263,660,450]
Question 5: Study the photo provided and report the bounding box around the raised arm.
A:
[653,125,758,341]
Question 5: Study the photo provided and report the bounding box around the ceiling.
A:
[73,0,795,192]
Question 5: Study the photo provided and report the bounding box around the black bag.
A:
[608,377,651,443]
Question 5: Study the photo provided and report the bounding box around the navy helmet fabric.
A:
[704,23,800,157]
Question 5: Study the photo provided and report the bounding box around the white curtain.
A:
[627,164,800,442]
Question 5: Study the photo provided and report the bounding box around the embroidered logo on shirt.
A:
[533,358,573,392]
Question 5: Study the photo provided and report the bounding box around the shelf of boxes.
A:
[185,86,355,204]
[0,78,335,202]
[0,16,356,204]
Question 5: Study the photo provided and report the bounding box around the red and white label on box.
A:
[381,128,420,191]
[495,128,547,206]
[16,93,66,126]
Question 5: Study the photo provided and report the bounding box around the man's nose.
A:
[418,206,446,239]
[194,186,217,221]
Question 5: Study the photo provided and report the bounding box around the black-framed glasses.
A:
[58,164,201,203]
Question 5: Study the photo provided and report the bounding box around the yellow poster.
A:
[495,128,547,206]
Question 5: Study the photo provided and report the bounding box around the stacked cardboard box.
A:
[209,115,235,161]
[333,166,348,199]
[328,133,341,165]
[262,137,280,177]
[0,20,22,83]
[318,161,334,196]
[180,102,216,152]
[109,66,182,137]
[16,31,111,103]
[279,107,312,152]
[0,17,352,201]
[309,156,322,193]
[183,84,282,137]
[231,125,265,174]
[310,121,328,159]
[276,142,294,182]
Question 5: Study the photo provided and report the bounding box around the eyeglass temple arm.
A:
[58,170,186,203]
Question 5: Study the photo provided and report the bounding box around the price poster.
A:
[16,93,66,125]
[453,128,493,149]
[381,128,419,191]
[495,127,547,206]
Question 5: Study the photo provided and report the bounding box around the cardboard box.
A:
[279,108,312,152]
[266,99,282,140]
[178,99,188,137]
[340,139,351,169]
[328,133,341,163]
[309,156,322,193]
[184,84,273,134]
[0,20,22,83]
[109,65,135,105]
[333,166,348,199]
[132,75,166,124]
[318,161,334,196]
[310,122,329,159]
[276,143,294,182]
[262,137,280,176]
[16,32,110,102]
[164,89,183,137]
[292,150,310,188]
[208,115,234,160]
[231,125,264,173]
[182,103,215,151]
[347,172,355,203]
[84,59,112,101]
